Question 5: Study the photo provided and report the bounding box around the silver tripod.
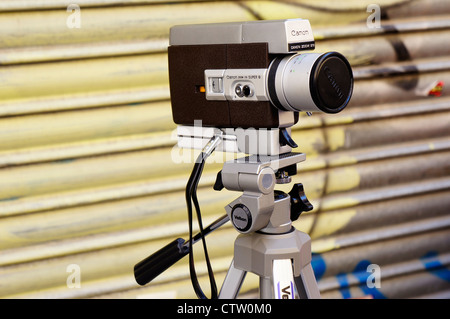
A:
[215,152,321,299]
[133,129,321,299]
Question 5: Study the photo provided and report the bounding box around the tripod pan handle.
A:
[134,238,188,286]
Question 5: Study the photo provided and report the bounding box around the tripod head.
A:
[213,152,313,234]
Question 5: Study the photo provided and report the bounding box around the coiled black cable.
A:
[185,152,218,299]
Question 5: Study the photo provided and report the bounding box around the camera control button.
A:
[242,85,253,97]
[210,77,223,93]
[235,84,244,97]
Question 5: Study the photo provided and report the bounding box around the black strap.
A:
[185,152,218,299]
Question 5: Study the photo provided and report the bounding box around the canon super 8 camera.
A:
[168,19,353,155]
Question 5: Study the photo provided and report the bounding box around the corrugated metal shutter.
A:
[0,0,449,299]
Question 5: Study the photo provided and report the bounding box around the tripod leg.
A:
[260,277,272,299]
[294,263,321,299]
[219,259,247,299]
[272,259,295,299]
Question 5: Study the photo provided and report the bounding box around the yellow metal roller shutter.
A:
[0,0,449,299]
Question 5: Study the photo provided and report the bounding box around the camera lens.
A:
[267,52,353,113]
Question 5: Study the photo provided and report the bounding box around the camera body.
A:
[168,19,353,130]
[169,41,293,128]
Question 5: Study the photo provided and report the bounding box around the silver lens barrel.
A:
[267,51,353,113]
